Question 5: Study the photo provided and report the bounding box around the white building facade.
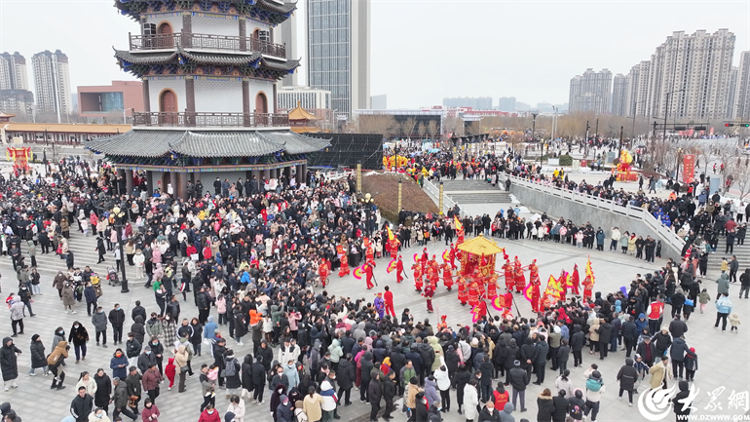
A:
[32,50,71,119]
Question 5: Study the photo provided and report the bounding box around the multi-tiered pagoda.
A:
[86,0,329,197]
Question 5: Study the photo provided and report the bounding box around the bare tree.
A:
[400,117,418,138]
[358,115,399,137]
[427,120,439,139]
[727,157,750,199]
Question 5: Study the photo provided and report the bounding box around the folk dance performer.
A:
[373,292,385,319]
[468,280,480,308]
[365,263,375,289]
[319,258,331,288]
[437,315,448,331]
[457,276,468,306]
[441,262,454,291]
[337,244,350,277]
[412,263,424,292]
[570,264,580,295]
[388,235,400,259]
[513,256,525,293]
[503,259,514,291]
[365,245,376,267]
[384,286,396,317]
[423,283,435,313]
[486,273,498,299]
[395,255,405,284]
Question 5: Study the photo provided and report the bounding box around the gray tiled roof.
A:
[84,129,330,158]
[114,50,178,65]
[258,0,297,15]
[114,49,261,66]
[261,57,300,71]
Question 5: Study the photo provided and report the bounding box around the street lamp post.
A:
[676,147,683,183]
[548,106,558,159]
[112,207,129,293]
[531,112,538,163]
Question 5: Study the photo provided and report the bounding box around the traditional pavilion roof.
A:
[287,101,319,121]
[84,129,330,158]
[457,234,505,256]
[114,48,299,79]
[115,0,296,26]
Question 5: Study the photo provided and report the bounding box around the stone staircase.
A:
[706,232,750,273]
[440,179,512,204]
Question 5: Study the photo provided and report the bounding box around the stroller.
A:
[107,267,120,287]
[91,274,103,297]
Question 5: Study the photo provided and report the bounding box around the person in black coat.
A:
[520,338,537,380]
[536,389,555,422]
[241,354,254,397]
[29,334,48,375]
[503,339,520,386]
[478,402,502,422]
[93,368,112,414]
[552,390,569,422]
[337,354,355,406]
[66,251,75,270]
[556,339,571,375]
[569,325,585,367]
[360,351,374,402]
[621,317,639,358]
[508,360,529,412]
[251,356,266,403]
[257,340,274,373]
[368,370,382,421]
[70,386,94,422]
[673,380,692,420]
[410,392,429,422]
[595,319,612,360]
[616,358,639,405]
[382,370,397,419]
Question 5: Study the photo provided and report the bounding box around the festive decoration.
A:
[442,249,450,262]
[353,265,365,280]
[413,253,419,263]
[386,259,398,273]
[614,149,638,181]
[523,282,535,302]
[6,147,33,176]
[582,257,595,302]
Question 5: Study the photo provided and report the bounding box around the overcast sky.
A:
[1,0,748,109]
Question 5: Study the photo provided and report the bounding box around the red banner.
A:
[682,154,695,184]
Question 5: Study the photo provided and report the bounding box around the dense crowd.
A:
[0,151,747,422]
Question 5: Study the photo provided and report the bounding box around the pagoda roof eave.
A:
[84,129,330,158]
[114,0,296,25]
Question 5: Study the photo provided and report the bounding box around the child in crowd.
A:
[698,289,711,314]
[729,313,741,333]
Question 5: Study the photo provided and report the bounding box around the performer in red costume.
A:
[486,273,498,299]
[412,263,423,292]
[468,281,480,308]
[448,244,457,270]
[528,259,540,285]
[437,315,448,331]
[457,277,468,305]
[395,255,405,284]
[388,236,400,259]
[570,264,580,295]
[365,263,375,289]
[427,256,440,289]
[383,285,396,317]
[582,271,594,303]
[558,269,568,302]
[513,256,525,293]
[365,245,376,267]
[423,283,435,313]
[530,274,541,313]
[503,259,514,291]
[338,244,350,277]
[420,248,429,271]
[442,263,454,291]
[319,258,331,288]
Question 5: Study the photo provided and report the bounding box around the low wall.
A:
[510,182,683,260]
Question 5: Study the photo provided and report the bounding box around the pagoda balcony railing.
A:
[133,111,289,128]
[129,32,286,59]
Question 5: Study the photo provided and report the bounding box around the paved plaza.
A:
[2,208,748,421]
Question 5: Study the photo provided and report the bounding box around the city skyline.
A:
[0,1,748,110]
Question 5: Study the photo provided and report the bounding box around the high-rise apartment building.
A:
[307,0,370,117]
[0,52,29,91]
[611,74,628,116]
[568,68,612,114]
[32,50,72,121]
[443,97,493,110]
[726,66,739,119]
[734,51,750,121]
[497,96,516,111]
[630,29,735,121]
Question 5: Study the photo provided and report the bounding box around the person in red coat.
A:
[457,276,468,305]
[198,403,221,422]
[395,256,405,284]
[449,244,457,270]
[423,283,435,313]
[365,263,375,289]
[384,286,396,317]
[503,260,514,291]
[570,264,581,295]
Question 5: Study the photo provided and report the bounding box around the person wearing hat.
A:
[137,345,157,375]
[276,394,293,422]
[508,359,529,412]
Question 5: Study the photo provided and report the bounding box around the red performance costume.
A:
[384,287,396,317]
[570,264,580,295]
[337,245,350,277]
[503,260,514,291]
[437,315,448,331]
[457,277,468,305]
[319,258,331,288]
[468,281,480,308]
[582,273,594,303]
[442,263,454,291]
[486,273,498,299]
[396,256,405,284]
[388,236,400,259]
[412,263,423,292]
[426,256,440,289]
[365,263,375,289]
[365,246,376,268]
[513,257,525,293]
[448,244,457,270]
[423,284,435,313]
